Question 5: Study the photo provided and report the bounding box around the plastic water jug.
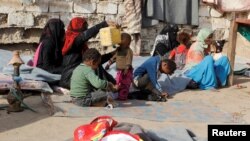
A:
[100,27,121,46]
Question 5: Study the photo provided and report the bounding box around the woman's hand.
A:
[105,64,110,70]
[106,20,119,28]
[204,45,211,55]
[107,82,119,92]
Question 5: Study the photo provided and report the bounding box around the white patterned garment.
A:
[150,34,169,56]
[124,0,142,34]
[124,0,142,55]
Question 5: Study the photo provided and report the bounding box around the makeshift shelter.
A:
[227,16,250,85]
[202,0,250,86]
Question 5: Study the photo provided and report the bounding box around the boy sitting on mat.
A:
[70,48,118,107]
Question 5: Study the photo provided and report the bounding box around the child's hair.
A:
[213,40,226,53]
[161,57,177,74]
[121,33,132,42]
[82,48,101,62]
[177,32,190,46]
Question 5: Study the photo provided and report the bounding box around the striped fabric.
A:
[124,0,142,34]
[124,0,142,55]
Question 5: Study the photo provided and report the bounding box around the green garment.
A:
[184,28,213,70]
[70,63,107,98]
[196,28,213,49]
[238,24,250,42]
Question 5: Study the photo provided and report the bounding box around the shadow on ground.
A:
[234,75,250,85]
[0,95,50,133]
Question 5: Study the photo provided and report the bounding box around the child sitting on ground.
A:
[212,40,226,61]
[70,48,118,107]
[105,33,133,100]
[168,32,191,70]
[133,56,176,101]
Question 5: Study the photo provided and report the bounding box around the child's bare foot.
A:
[107,96,118,108]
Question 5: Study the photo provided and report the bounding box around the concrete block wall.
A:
[198,4,250,59]
[0,0,249,55]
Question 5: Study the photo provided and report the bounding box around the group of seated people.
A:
[151,26,230,90]
[34,17,231,107]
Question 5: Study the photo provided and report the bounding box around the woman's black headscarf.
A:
[40,18,65,62]
[151,24,179,56]
[159,24,179,49]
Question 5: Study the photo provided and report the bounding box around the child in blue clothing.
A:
[133,56,176,101]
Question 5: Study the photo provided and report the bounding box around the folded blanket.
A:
[0,74,53,93]
[0,49,61,83]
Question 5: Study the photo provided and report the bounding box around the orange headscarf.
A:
[62,17,88,55]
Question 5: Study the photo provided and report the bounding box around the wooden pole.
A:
[227,12,238,86]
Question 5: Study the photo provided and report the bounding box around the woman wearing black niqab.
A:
[35,18,65,74]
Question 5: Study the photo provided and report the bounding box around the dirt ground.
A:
[0,75,250,141]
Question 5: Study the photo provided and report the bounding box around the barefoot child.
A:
[133,56,176,101]
[105,33,133,100]
[70,48,118,107]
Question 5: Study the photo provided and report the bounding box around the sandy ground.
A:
[0,75,250,141]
